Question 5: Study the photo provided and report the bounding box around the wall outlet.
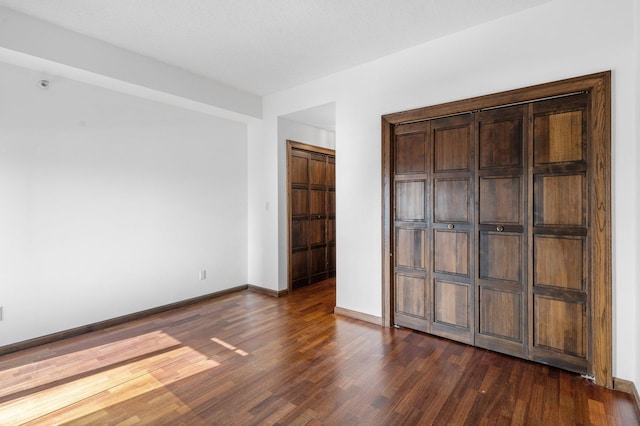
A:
[0,306,3,321]
[199,269,207,280]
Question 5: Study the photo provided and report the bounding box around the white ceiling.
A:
[0,0,548,96]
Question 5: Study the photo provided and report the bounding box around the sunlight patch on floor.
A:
[211,337,249,356]
[0,336,218,425]
[0,330,181,400]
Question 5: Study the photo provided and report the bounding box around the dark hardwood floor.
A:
[0,278,637,425]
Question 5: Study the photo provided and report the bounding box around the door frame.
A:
[381,72,611,387]
[287,140,336,293]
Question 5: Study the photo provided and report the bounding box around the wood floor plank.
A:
[0,278,637,425]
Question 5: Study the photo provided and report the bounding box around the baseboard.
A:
[248,285,289,298]
[613,377,640,417]
[334,306,383,326]
[0,284,249,357]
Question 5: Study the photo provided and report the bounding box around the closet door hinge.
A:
[580,374,595,382]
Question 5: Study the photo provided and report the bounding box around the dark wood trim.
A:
[248,284,289,298]
[613,377,640,417]
[0,285,249,357]
[287,140,335,156]
[334,306,383,326]
[286,140,336,293]
[382,72,610,125]
[381,71,612,387]
[381,117,394,328]
[589,72,613,389]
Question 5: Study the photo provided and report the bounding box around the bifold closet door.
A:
[392,115,474,344]
[475,106,527,358]
[385,72,610,383]
[393,122,430,332]
[430,115,474,344]
[529,94,590,373]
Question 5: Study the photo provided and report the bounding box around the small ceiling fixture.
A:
[39,79,50,89]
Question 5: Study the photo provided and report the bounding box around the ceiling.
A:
[0,0,548,97]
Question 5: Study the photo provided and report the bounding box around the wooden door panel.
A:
[479,232,522,283]
[433,126,471,172]
[479,176,522,224]
[429,115,474,343]
[291,189,308,216]
[479,118,522,169]
[434,280,469,329]
[534,174,585,226]
[310,247,327,276]
[434,230,469,276]
[530,95,591,374]
[534,296,586,358]
[290,155,309,184]
[474,106,527,357]
[479,287,522,342]
[534,110,585,165]
[395,274,427,318]
[433,178,470,223]
[534,236,585,291]
[291,251,308,281]
[310,189,326,216]
[396,181,426,221]
[396,132,428,174]
[309,154,326,186]
[309,219,325,245]
[393,122,430,332]
[396,228,426,269]
[291,220,308,250]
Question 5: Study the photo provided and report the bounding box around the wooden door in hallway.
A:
[288,141,336,291]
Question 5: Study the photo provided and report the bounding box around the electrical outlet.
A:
[0,306,3,321]
[199,269,207,280]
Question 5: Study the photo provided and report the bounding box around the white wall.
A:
[277,117,335,290]
[250,0,639,382]
[634,0,640,391]
[0,61,248,346]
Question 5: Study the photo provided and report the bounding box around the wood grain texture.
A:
[0,279,635,425]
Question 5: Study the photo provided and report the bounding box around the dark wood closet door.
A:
[288,142,336,291]
[430,115,474,344]
[393,122,430,332]
[384,72,611,385]
[392,115,475,344]
[389,92,597,375]
[475,106,527,357]
[529,94,590,373]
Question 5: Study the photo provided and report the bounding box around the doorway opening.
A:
[287,141,335,291]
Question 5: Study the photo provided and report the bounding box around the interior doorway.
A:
[287,140,336,291]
